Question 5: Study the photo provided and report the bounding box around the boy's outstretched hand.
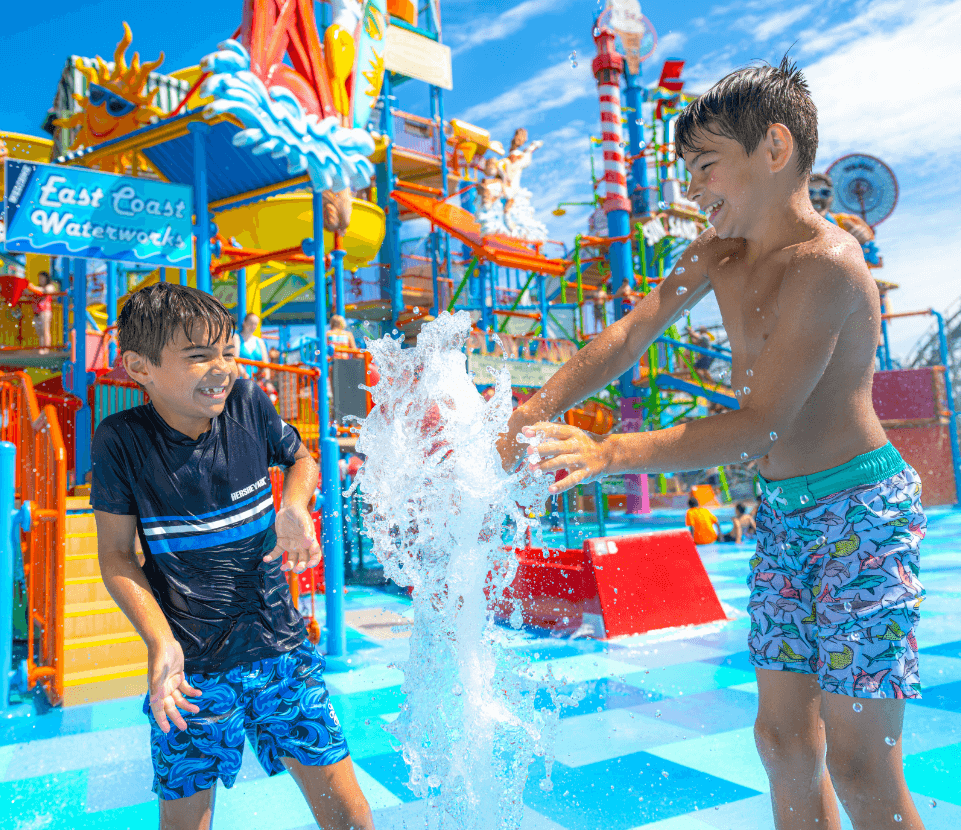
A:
[522,422,612,494]
[265,504,322,573]
[148,638,201,733]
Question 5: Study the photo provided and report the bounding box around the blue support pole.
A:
[538,274,549,336]
[607,208,633,394]
[880,293,893,371]
[623,67,650,218]
[189,122,212,294]
[179,269,187,286]
[1,442,30,712]
[429,231,440,317]
[933,310,961,506]
[70,259,92,483]
[236,269,247,331]
[57,258,70,350]
[105,261,118,366]
[379,73,403,324]
[594,480,607,538]
[432,86,453,296]
[307,189,346,658]
[332,249,346,319]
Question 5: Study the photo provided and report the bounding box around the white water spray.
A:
[353,311,558,829]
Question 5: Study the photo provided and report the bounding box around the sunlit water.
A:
[353,311,568,829]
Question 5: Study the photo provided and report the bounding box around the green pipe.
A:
[446,256,479,312]
[718,465,731,503]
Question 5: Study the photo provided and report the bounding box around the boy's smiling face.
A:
[683,124,795,241]
[124,321,239,439]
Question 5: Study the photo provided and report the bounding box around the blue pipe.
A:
[307,189,346,657]
[880,293,893,370]
[933,310,961,506]
[429,232,440,317]
[623,67,650,217]
[433,86,453,291]
[594,481,606,538]
[189,121,212,294]
[106,262,118,366]
[380,73,403,325]
[538,275,549,336]
[179,268,187,286]
[1,442,30,711]
[332,250,346,319]
[236,268,247,331]
[607,209,633,394]
[71,259,92,483]
[657,335,733,361]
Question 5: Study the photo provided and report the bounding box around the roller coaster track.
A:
[905,294,961,412]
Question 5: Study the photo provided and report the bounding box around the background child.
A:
[92,283,373,830]
[501,58,926,830]
[685,496,720,545]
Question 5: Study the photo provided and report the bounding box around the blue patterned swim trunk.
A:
[145,640,349,799]
[748,443,926,700]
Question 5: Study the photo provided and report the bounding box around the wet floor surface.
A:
[2,508,959,829]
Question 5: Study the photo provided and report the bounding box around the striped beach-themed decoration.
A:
[592,29,630,215]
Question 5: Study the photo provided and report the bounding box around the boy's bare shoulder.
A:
[689,226,745,265]
[785,221,875,307]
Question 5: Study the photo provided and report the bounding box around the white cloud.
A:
[456,59,596,137]
[735,4,814,41]
[447,0,573,56]
[652,30,688,61]
[806,0,961,167]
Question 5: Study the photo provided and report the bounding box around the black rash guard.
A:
[91,379,308,674]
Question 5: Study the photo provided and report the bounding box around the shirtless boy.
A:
[501,59,926,830]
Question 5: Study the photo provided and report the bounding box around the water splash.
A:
[353,311,558,829]
[200,40,375,192]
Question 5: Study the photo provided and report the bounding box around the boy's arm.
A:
[529,244,866,492]
[499,235,714,469]
[95,510,201,732]
[263,444,322,574]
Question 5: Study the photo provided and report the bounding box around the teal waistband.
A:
[756,443,905,512]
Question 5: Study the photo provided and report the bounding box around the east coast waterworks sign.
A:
[3,160,194,268]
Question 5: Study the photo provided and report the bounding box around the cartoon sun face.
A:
[55,22,164,171]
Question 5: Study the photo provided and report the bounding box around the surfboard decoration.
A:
[351,0,387,129]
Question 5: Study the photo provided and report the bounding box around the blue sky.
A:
[2,0,959,356]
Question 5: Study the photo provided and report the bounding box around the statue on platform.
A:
[498,128,548,242]
[810,172,882,267]
[476,157,509,236]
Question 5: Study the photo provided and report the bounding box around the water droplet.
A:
[364,718,371,725]
[539,778,554,792]
[930,799,937,808]
[562,616,570,624]
[740,452,749,460]
[452,683,463,696]
[743,386,751,395]
[676,266,685,274]
[661,770,669,778]
[746,368,754,377]
[885,736,897,747]
[853,702,863,712]
[691,255,699,262]
[593,26,600,36]
[800,494,810,504]
[817,535,826,546]
[769,431,778,441]
[844,601,853,612]
[676,286,688,296]
[850,632,860,641]
[569,51,577,68]
[413,307,419,313]
[655,709,661,718]
[894,814,902,823]
[734,389,742,398]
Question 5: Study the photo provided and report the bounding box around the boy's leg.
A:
[755,668,841,830]
[284,755,374,830]
[821,694,924,829]
[160,788,216,830]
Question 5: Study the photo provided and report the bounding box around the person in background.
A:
[32,270,56,352]
[234,313,269,379]
[721,502,757,543]
[685,496,720,545]
[327,315,356,357]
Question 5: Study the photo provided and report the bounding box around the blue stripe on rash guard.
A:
[142,495,274,538]
[150,508,277,554]
[141,487,270,525]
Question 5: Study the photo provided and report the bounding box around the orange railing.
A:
[0,371,67,705]
[238,358,323,458]
[0,293,66,351]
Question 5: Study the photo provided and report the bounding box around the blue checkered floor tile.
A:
[2,507,960,829]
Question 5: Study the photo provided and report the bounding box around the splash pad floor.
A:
[1,508,960,829]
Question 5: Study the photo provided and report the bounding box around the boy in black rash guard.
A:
[91,283,373,830]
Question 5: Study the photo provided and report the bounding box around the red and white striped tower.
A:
[592,28,630,215]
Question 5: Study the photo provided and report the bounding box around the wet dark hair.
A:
[675,56,818,176]
[118,282,235,366]
[688,497,699,508]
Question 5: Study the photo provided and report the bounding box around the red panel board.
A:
[886,424,957,506]
[501,530,727,638]
[872,368,941,421]
[585,531,726,636]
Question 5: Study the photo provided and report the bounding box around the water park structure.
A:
[1,6,960,827]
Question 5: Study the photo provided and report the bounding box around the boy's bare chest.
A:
[710,257,787,369]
